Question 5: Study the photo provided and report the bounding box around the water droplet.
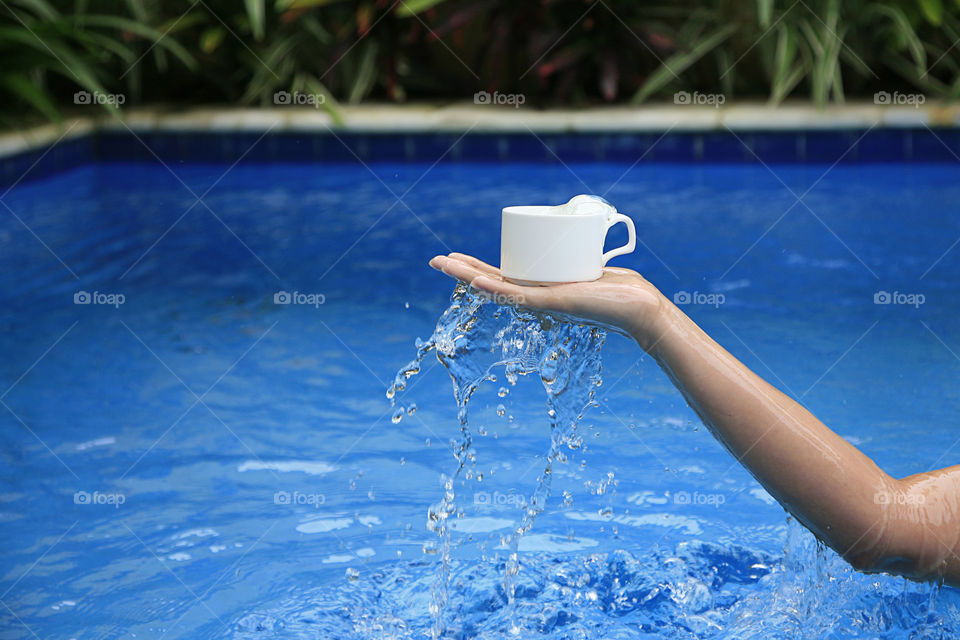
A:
[391,409,404,424]
[496,404,506,417]
[406,403,417,415]
[498,386,509,398]
[400,457,406,465]
[345,567,360,581]
[404,302,410,309]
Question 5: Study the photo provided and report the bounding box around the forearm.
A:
[635,299,960,584]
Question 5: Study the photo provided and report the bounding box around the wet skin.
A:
[430,253,960,587]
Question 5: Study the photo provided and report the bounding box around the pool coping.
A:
[3,102,960,158]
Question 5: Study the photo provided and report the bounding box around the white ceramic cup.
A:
[500,200,636,285]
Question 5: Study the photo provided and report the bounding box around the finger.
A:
[437,257,490,284]
[447,253,501,277]
[429,255,448,271]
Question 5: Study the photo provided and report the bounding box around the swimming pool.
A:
[1,140,959,638]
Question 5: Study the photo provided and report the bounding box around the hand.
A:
[428,253,669,351]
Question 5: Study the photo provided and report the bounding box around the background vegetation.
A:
[2,0,960,124]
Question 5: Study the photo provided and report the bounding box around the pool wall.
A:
[2,103,960,188]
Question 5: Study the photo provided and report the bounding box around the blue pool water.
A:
[1,159,959,638]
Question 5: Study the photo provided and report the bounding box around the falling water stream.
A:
[377,284,959,640]
[388,283,606,637]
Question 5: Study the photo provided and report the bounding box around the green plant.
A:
[0,0,195,124]
[1,0,959,125]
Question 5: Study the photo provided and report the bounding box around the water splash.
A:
[388,283,606,637]
[231,523,960,639]
[376,284,958,640]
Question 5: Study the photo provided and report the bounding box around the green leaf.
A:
[303,75,343,125]
[757,0,773,29]
[632,24,736,103]
[0,26,109,97]
[0,73,60,121]
[78,15,197,70]
[396,0,447,17]
[7,0,59,21]
[348,43,378,103]
[246,0,266,40]
[200,26,226,53]
[770,25,807,104]
[919,0,944,25]
[300,15,331,44]
[74,30,137,63]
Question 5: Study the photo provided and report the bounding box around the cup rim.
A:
[502,205,604,218]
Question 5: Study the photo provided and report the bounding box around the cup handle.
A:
[601,213,636,266]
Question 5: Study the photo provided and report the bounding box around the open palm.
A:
[429,253,667,348]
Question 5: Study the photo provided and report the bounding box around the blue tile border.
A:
[0,135,95,189]
[2,128,958,188]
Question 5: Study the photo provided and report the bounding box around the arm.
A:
[430,253,960,586]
